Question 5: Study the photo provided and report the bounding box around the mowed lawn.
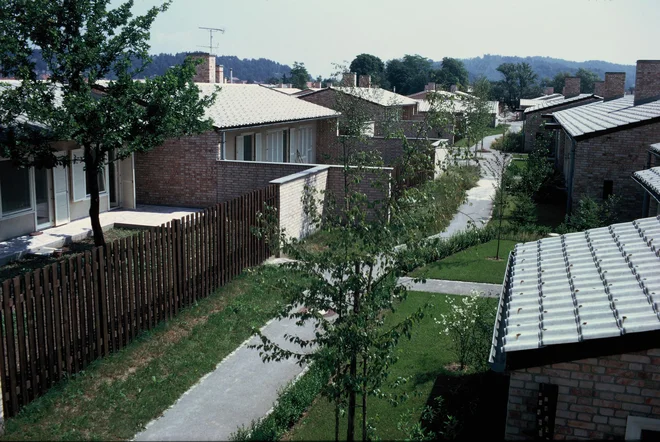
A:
[410,239,518,284]
[287,292,498,441]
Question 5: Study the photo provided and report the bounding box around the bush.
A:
[509,194,537,228]
[558,195,621,233]
[490,131,523,153]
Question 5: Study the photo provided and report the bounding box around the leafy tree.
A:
[433,57,469,91]
[541,68,601,95]
[0,0,215,246]
[349,53,386,87]
[385,54,433,95]
[290,61,311,89]
[494,62,540,109]
[463,76,493,157]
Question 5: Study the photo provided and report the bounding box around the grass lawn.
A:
[286,292,502,441]
[409,239,517,284]
[0,228,141,282]
[452,125,510,148]
[1,265,298,441]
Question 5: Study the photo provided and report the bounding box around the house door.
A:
[52,159,70,225]
[119,154,136,209]
[35,167,53,229]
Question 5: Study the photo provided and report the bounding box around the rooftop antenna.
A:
[198,27,225,55]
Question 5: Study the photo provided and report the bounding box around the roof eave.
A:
[213,113,339,131]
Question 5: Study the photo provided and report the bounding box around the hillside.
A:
[458,54,636,88]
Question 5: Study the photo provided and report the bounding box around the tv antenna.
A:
[198,27,225,55]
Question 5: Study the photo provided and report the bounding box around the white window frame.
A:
[236,132,255,161]
[292,126,314,164]
[625,416,660,440]
[0,159,35,220]
[265,129,286,163]
[70,149,109,202]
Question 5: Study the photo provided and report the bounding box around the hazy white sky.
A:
[125,0,660,76]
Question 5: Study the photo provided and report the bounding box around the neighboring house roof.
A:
[650,142,660,157]
[632,166,660,202]
[519,94,564,108]
[264,86,302,95]
[523,93,600,114]
[489,216,660,370]
[196,83,339,130]
[293,88,323,98]
[553,95,660,139]
[331,87,418,107]
[0,80,65,129]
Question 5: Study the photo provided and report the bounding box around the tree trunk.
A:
[347,262,361,442]
[84,145,106,247]
[362,355,367,441]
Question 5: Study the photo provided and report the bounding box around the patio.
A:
[0,204,200,266]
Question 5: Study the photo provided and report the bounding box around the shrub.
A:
[491,131,523,153]
[559,195,621,233]
[509,194,537,228]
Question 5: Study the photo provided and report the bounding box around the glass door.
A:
[35,167,53,229]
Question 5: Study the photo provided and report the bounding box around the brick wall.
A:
[325,166,391,220]
[216,161,311,202]
[276,167,329,239]
[634,61,660,105]
[299,88,396,126]
[570,121,660,219]
[135,131,219,207]
[505,349,660,440]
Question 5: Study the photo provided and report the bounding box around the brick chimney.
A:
[424,82,436,92]
[341,72,357,87]
[450,84,458,93]
[189,53,216,83]
[358,74,371,88]
[634,60,660,106]
[563,77,580,98]
[603,72,626,101]
[543,86,554,95]
[312,81,322,88]
[215,65,224,83]
[593,81,604,97]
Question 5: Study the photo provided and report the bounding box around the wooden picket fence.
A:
[0,184,278,417]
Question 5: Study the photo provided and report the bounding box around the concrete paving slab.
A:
[399,277,501,298]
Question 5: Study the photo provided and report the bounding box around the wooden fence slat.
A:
[0,281,11,415]
[13,277,28,406]
[84,250,95,366]
[23,273,37,401]
[75,255,86,370]
[172,220,180,316]
[137,232,145,332]
[145,230,154,330]
[164,223,172,320]
[42,267,55,388]
[91,250,103,360]
[65,257,75,374]
[3,279,18,415]
[117,239,127,350]
[127,236,137,342]
[32,269,46,393]
[97,247,109,358]
[106,242,116,353]
[50,263,63,382]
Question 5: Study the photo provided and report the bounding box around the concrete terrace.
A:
[0,205,201,266]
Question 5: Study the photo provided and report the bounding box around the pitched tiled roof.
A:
[489,216,660,368]
[520,94,564,108]
[650,143,660,157]
[633,166,660,202]
[332,87,418,107]
[523,93,599,114]
[196,83,339,130]
[553,95,660,139]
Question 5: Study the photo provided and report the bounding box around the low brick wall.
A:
[216,160,311,202]
[505,349,660,440]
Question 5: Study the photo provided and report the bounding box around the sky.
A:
[124,0,660,77]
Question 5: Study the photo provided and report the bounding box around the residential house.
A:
[522,77,601,153]
[136,53,341,208]
[0,81,136,242]
[551,60,660,219]
[632,142,660,216]
[519,89,565,111]
[489,215,660,440]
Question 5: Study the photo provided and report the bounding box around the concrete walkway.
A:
[0,205,199,265]
[134,136,505,441]
[399,277,501,298]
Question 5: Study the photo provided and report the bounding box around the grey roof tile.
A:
[333,87,419,107]
[489,216,660,367]
[523,93,598,114]
[553,95,660,138]
[633,166,660,202]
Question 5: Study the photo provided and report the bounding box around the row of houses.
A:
[0,53,450,247]
[494,60,660,440]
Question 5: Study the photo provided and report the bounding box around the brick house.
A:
[522,77,601,153]
[489,215,660,440]
[136,53,340,208]
[632,143,660,217]
[551,60,660,219]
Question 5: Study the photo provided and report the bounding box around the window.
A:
[0,160,32,216]
[70,149,107,201]
[265,130,286,163]
[85,166,106,195]
[626,416,660,441]
[236,134,254,161]
[603,180,614,200]
[291,127,314,163]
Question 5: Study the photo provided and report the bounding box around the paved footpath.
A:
[134,136,507,441]
[399,277,501,297]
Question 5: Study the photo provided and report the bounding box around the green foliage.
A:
[290,61,311,89]
[231,363,331,441]
[541,68,601,94]
[349,53,386,88]
[436,293,496,371]
[432,57,469,91]
[385,54,433,94]
[490,130,523,152]
[559,195,621,233]
[0,0,214,245]
[511,142,554,198]
[493,62,540,109]
[509,194,538,228]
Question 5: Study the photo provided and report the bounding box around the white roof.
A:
[489,216,660,366]
[523,93,598,114]
[196,83,339,130]
[633,166,660,202]
[332,87,418,107]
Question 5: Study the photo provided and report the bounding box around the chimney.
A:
[189,53,216,83]
[633,60,660,106]
[215,65,224,84]
[424,82,436,92]
[563,77,581,98]
[341,72,357,87]
[593,81,605,97]
[325,80,333,88]
[230,68,233,84]
[603,72,626,101]
[358,74,371,88]
[449,84,458,93]
[312,81,322,88]
[543,86,554,95]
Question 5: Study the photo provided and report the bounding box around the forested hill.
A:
[459,54,636,88]
[27,50,291,83]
